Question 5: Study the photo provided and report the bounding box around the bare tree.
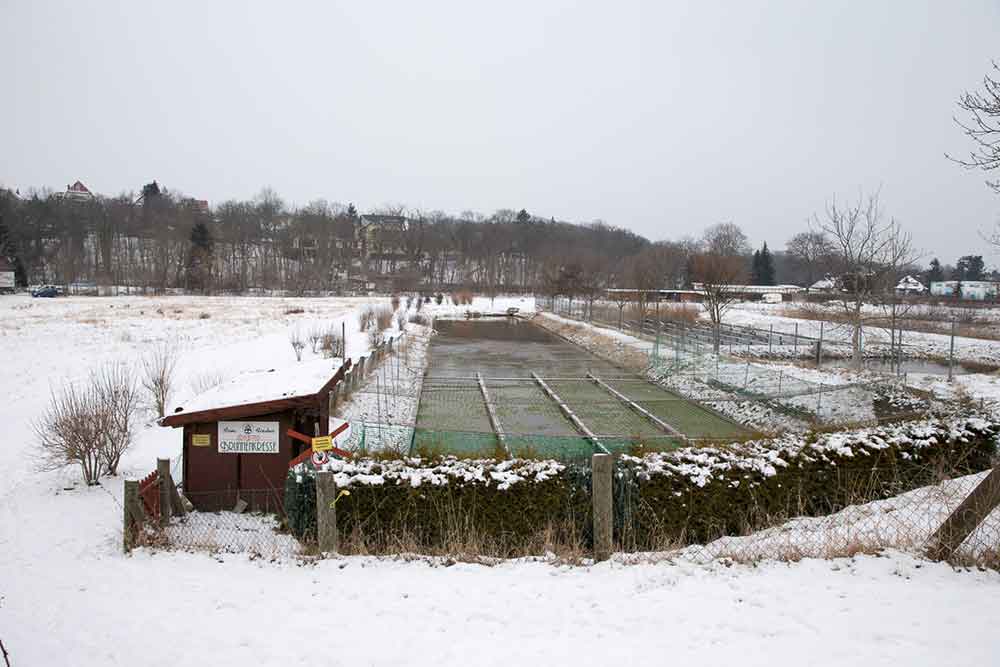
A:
[814,191,918,370]
[702,222,750,256]
[142,342,179,417]
[948,61,1000,193]
[786,230,835,289]
[689,252,745,352]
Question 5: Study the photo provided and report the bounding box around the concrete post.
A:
[592,453,613,562]
[316,471,339,555]
[157,458,172,526]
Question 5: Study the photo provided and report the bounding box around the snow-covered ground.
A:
[4,293,1000,666]
[723,301,1000,366]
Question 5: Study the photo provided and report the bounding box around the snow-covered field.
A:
[3,293,1000,666]
[724,301,1000,366]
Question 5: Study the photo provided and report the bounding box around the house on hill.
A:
[58,180,95,201]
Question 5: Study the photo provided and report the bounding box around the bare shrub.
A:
[36,383,105,485]
[408,313,430,326]
[390,294,401,311]
[434,293,444,305]
[92,364,141,476]
[374,305,393,330]
[189,369,228,395]
[359,305,375,331]
[415,297,423,312]
[308,326,323,354]
[368,327,383,348]
[289,328,305,361]
[405,295,412,309]
[35,364,140,484]
[284,307,305,315]
[455,290,474,305]
[320,325,345,359]
[141,342,179,418]
[198,312,211,320]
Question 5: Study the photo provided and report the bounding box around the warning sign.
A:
[311,435,333,452]
[192,433,211,447]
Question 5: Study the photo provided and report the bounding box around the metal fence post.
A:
[316,471,339,555]
[592,453,613,562]
[817,321,824,369]
[948,319,956,382]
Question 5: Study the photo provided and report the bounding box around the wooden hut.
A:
[160,359,349,511]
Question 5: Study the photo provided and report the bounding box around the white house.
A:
[930,280,999,301]
[809,276,837,292]
[895,275,925,294]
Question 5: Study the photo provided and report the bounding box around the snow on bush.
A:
[296,456,566,491]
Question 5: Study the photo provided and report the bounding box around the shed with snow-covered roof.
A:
[161,358,350,510]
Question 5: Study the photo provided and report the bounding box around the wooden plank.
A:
[477,372,510,457]
[530,372,610,455]
[925,465,1000,561]
[586,373,686,441]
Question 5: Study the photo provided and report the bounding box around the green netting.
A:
[602,377,750,440]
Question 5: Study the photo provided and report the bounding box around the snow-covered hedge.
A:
[283,416,998,554]
[284,457,591,553]
[618,415,999,548]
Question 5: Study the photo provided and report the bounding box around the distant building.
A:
[809,276,837,292]
[184,198,210,215]
[895,275,925,294]
[0,257,14,293]
[58,180,95,201]
[930,280,999,301]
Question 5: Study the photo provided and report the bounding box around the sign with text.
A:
[311,435,333,452]
[191,433,211,447]
[218,421,280,454]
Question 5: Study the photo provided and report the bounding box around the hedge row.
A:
[617,415,998,548]
[284,458,591,554]
[283,415,999,555]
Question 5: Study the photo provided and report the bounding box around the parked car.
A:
[31,285,61,298]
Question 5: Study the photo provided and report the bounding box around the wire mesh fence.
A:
[144,489,303,558]
[656,469,1000,567]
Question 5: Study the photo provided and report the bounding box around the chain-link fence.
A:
[139,489,303,558]
[661,470,1000,567]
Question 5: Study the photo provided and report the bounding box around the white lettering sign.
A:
[218,421,280,454]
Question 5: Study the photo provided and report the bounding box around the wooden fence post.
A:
[123,479,141,552]
[157,458,172,527]
[592,453,613,562]
[316,471,339,555]
[926,466,1000,562]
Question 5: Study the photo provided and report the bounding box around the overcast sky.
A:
[2,1,998,263]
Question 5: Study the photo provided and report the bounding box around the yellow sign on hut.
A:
[192,434,211,447]
[311,435,333,452]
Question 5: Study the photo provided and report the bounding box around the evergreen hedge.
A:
[284,415,998,555]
